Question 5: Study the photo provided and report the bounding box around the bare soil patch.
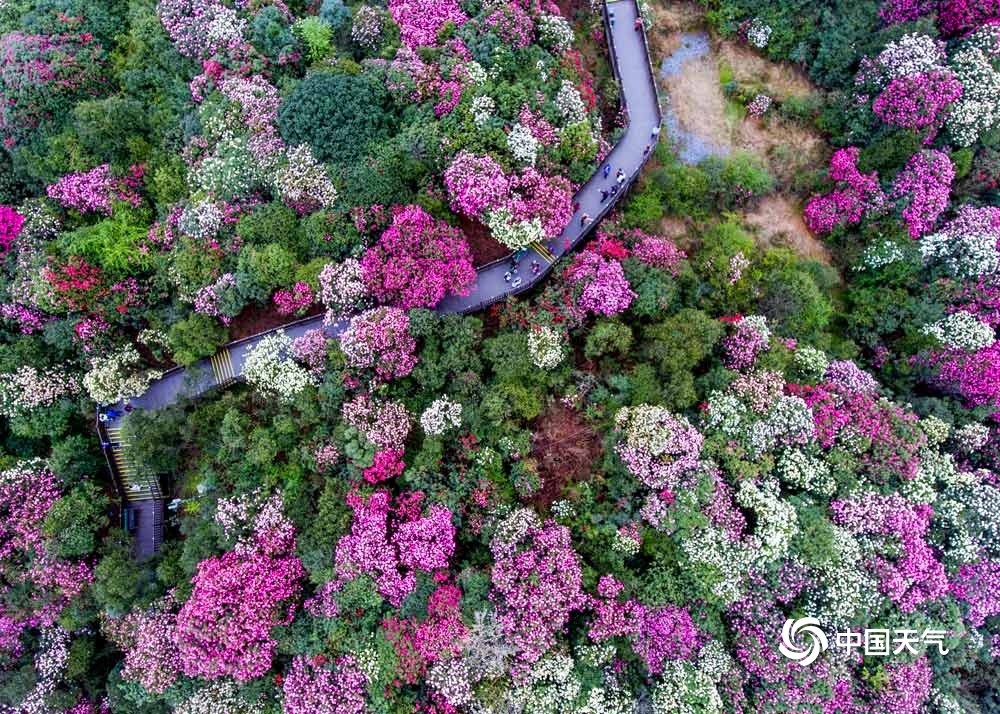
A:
[717,42,815,100]
[227,302,324,341]
[460,215,511,266]
[743,195,833,265]
[530,402,603,508]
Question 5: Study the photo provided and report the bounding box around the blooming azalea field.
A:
[2,0,1000,711]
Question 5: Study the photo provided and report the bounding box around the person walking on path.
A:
[580,213,591,227]
[600,189,609,202]
[643,144,651,156]
[616,169,625,185]
[603,164,611,179]
[634,17,642,30]
[572,201,581,213]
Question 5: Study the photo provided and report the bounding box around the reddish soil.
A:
[227,302,324,341]
[460,215,511,266]
[530,402,604,508]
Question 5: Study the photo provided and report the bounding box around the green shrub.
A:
[42,482,109,559]
[168,313,228,367]
[278,72,395,165]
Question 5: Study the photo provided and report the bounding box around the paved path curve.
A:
[98,0,662,559]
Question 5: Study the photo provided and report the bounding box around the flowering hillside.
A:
[2,0,1000,712]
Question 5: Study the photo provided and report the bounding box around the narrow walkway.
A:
[99,0,663,560]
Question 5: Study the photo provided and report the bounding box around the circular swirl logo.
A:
[779,617,829,666]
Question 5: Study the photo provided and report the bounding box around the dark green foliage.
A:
[278,72,395,164]
[42,482,110,558]
[168,314,228,367]
[250,5,298,62]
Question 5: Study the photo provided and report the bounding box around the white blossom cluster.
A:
[528,326,566,370]
[921,414,951,446]
[18,627,69,714]
[83,345,162,405]
[319,258,368,322]
[174,681,265,714]
[538,14,574,53]
[551,499,576,519]
[776,449,835,495]
[462,610,515,680]
[736,478,798,562]
[802,526,880,628]
[575,681,636,714]
[947,40,1000,146]
[746,18,772,49]
[466,61,487,85]
[351,5,383,49]
[471,95,495,126]
[420,396,463,436]
[192,136,264,199]
[920,230,1000,279]
[610,528,640,557]
[680,524,754,603]
[866,33,948,86]
[792,345,829,382]
[923,310,996,351]
[651,660,724,714]
[705,390,814,459]
[505,654,581,714]
[178,199,224,241]
[486,208,544,250]
[954,422,991,452]
[490,507,542,556]
[555,80,587,124]
[242,331,317,403]
[428,659,475,707]
[0,364,80,419]
[274,143,338,210]
[507,122,539,165]
[859,239,907,271]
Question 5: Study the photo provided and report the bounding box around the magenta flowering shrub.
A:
[632,605,700,674]
[360,205,475,309]
[102,600,181,694]
[804,147,886,235]
[341,394,412,451]
[0,31,106,146]
[872,70,963,136]
[507,168,575,240]
[831,495,947,612]
[890,149,954,238]
[46,164,144,215]
[564,250,636,316]
[339,307,418,381]
[334,491,455,606]
[389,0,469,48]
[951,559,1000,627]
[0,463,92,656]
[484,4,535,49]
[0,206,24,256]
[363,448,406,484]
[926,341,1000,408]
[282,655,368,714]
[722,315,771,370]
[273,281,313,316]
[174,542,305,681]
[629,230,687,274]
[443,151,510,217]
[489,513,586,670]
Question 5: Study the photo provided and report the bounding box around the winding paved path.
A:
[98,0,663,560]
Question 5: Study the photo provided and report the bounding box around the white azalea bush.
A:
[242,331,316,403]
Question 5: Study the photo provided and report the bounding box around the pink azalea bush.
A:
[564,249,636,316]
[46,164,144,215]
[282,655,368,714]
[361,205,475,309]
[0,206,24,255]
[490,513,587,671]
[174,534,305,681]
[831,495,947,612]
[890,149,954,238]
[873,70,963,136]
[389,0,468,48]
[804,147,886,234]
[443,151,510,217]
[334,491,455,606]
[339,306,418,381]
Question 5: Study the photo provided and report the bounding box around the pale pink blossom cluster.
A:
[340,307,418,381]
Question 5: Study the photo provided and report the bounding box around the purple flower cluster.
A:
[490,518,587,672]
[340,307,418,382]
[891,149,954,238]
[873,70,963,136]
[831,495,947,612]
[335,491,455,606]
[722,316,771,371]
[804,147,886,235]
[0,206,24,256]
[46,164,143,215]
[389,0,468,48]
[951,559,1000,627]
[282,655,367,714]
[564,250,636,316]
[360,205,475,310]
